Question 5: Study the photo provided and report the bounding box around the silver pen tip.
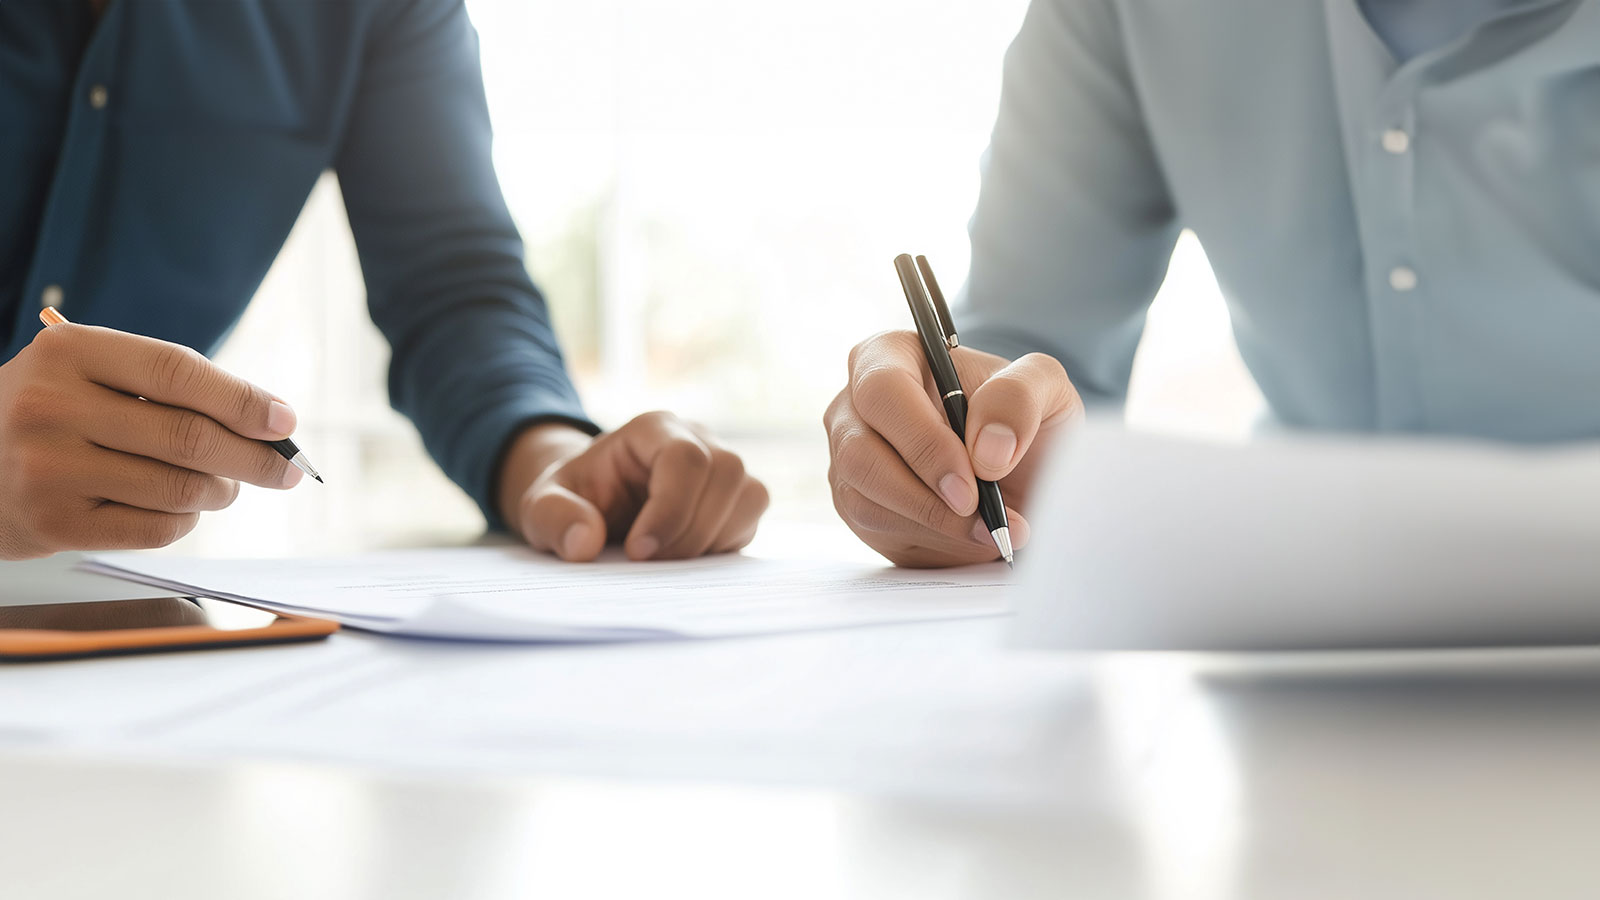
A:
[991,526,1014,567]
[288,452,323,485]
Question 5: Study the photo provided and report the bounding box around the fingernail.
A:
[632,535,660,559]
[267,401,296,439]
[970,518,992,544]
[281,466,304,489]
[938,473,974,512]
[563,523,592,559]
[973,424,1017,471]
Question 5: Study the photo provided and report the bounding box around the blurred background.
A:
[178,0,1264,557]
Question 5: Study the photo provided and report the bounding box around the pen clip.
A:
[914,256,959,349]
[894,254,963,396]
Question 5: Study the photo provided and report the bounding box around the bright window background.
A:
[177,0,1263,557]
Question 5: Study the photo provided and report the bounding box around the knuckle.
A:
[823,391,843,430]
[744,478,771,515]
[846,332,890,371]
[5,384,67,432]
[13,446,54,488]
[28,322,76,358]
[146,513,199,549]
[252,448,289,486]
[1020,352,1070,384]
[897,429,948,473]
[851,365,926,426]
[525,488,573,525]
[710,449,745,482]
[850,364,897,410]
[911,490,957,534]
[831,430,879,484]
[166,412,214,465]
[228,381,269,428]
[161,466,210,511]
[662,438,711,471]
[150,343,204,395]
[833,484,893,534]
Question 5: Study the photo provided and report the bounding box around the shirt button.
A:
[1381,128,1410,154]
[89,85,109,109]
[40,284,64,310]
[1388,266,1419,292]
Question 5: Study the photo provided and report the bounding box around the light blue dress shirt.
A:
[1360,0,1540,61]
[959,0,1600,441]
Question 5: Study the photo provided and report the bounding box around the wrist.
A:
[495,421,595,533]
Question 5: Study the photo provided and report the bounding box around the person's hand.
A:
[825,330,1083,567]
[0,324,305,560]
[497,412,770,562]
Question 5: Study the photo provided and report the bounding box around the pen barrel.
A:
[975,478,1009,534]
[940,392,1010,534]
[940,390,970,441]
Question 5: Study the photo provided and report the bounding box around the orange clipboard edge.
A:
[0,610,339,662]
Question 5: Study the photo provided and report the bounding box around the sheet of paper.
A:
[1013,425,1600,651]
[82,547,1012,642]
[2,553,175,605]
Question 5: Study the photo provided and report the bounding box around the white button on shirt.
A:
[1381,128,1410,154]
[40,284,63,310]
[1388,266,1418,292]
[89,85,108,109]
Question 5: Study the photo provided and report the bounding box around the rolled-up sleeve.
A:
[960,0,1181,406]
[334,0,597,526]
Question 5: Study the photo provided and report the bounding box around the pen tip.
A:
[313,475,324,484]
[1005,557,1014,569]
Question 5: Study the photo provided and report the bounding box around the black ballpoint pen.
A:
[268,438,323,484]
[893,254,1014,567]
[39,306,323,484]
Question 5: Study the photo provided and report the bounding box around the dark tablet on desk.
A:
[0,596,338,662]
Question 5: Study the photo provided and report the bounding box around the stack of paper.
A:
[1013,425,1600,651]
[83,547,1012,643]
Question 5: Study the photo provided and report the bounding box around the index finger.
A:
[55,324,295,441]
[846,331,977,516]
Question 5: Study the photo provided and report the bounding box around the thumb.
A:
[517,480,609,562]
[964,353,1079,481]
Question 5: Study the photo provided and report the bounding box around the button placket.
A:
[19,3,127,343]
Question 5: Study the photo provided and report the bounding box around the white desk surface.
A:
[5,530,1600,899]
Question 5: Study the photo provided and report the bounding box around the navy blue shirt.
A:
[0,0,596,524]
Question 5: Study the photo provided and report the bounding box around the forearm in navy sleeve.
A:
[334,0,598,525]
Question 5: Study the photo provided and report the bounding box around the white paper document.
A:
[82,547,1011,642]
[1014,426,1600,651]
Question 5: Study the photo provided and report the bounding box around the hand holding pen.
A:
[0,308,320,560]
[823,257,1083,569]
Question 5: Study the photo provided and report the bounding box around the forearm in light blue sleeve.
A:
[959,0,1182,407]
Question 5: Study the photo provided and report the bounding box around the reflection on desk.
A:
[9,649,1600,899]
